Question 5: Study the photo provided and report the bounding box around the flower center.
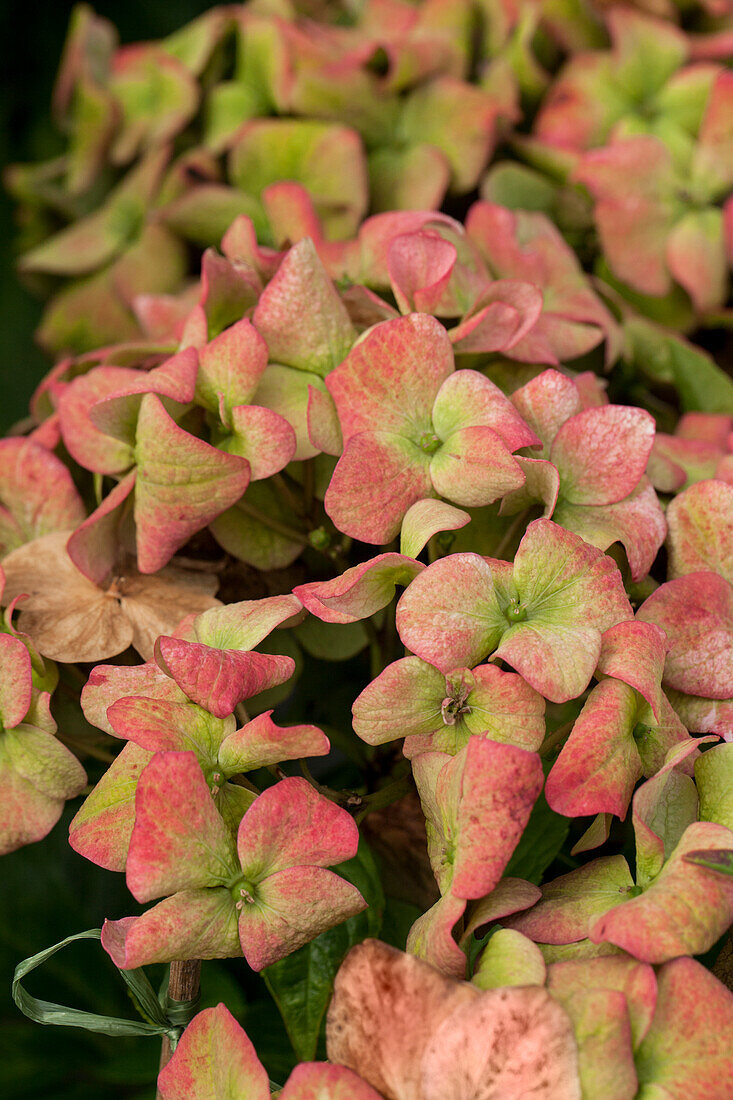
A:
[418,431,442,455]
[105,575,128,602]
[229,874,258,909]
[505,597,527,623]
[441,673,473,726]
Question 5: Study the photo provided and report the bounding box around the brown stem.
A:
[236,499,308,544]
[155,959,201,1095]
[355,772,414,825]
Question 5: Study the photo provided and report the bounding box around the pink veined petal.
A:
[695,68,733,199]
[68,741,154,872]
[420,986,581,1100]
[505,315,596,366]
[352,656,446,747]
[196,317,269,416]
[226,405,296,480]
[325,431,433,544]
[472,927,547,991]
[460,879,543,944]
[512,518,634,631]
[631,736,705,887]
[252,237,356,377]
[545,679,642,820]
[499,456,560,519]
[66,471,136,587]
[280,1062,384,1100]
[450,281,544,355]
[400,499,470,560]
[101,888,242,969]
[87,348,199,446]
[125,751,239,902]
[432,369,540,452]
[666,479,733,585]
[357,211,463,286]
[237,865,366,971]
[506,855,637,947]
[57,367,140,474]
[155,635,295,719]
[325,938,479,1100]
[396,552,507,673]
[551,477,667,583]
[306,385,343,457]
[0,438,86,554]
[406,892,468,979]
[157,1003,270,1100]
[134,393,251,573]
[637,572,733,699]
[198,248,262,339]
[80,658,187,736]
[666,209,728,314]
[325,313,454,444]
[496,618,604,704]
[511,369,582,452]
[105,696,228,754]
[430,426,526,508]
[547,986,637,1100]
[573,138,676,297]
[192,593,303,652]
[589,822,733,963]
[237,776,360,879]
[634,957,733,1099]
[0,746,74,856]
[436,738,544,900]
[0,634,33,729]
[387,231,457,315]
[551,405,656,506]
[547,955,657,1051]
[597,620,667,721]
[294,553,424,625]
[217,711,330,774]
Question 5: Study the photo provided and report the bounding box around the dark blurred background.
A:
[0,0,220,434]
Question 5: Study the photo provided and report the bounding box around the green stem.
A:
[155,960,201,1096]
[362,616,384,679]
[236,500,308,544]
[355,772,413,825]
[539,721,573,759]
[228,773,261,795]
[271,473,306,517]
[493,508,531,561]
[299,761,364,812]
[302,460,315,517]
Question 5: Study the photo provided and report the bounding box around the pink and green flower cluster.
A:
[3,0,733,1096]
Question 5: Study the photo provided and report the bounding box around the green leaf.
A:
[624,317,733,412]
[379,896,423,951]
[294,615,369,662]
[666,336,733,414]
[262,839,384,1061]
[504,790,570,885]
[12,929,176,1040]
[684,849,733,876]
[481,163,560,216]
